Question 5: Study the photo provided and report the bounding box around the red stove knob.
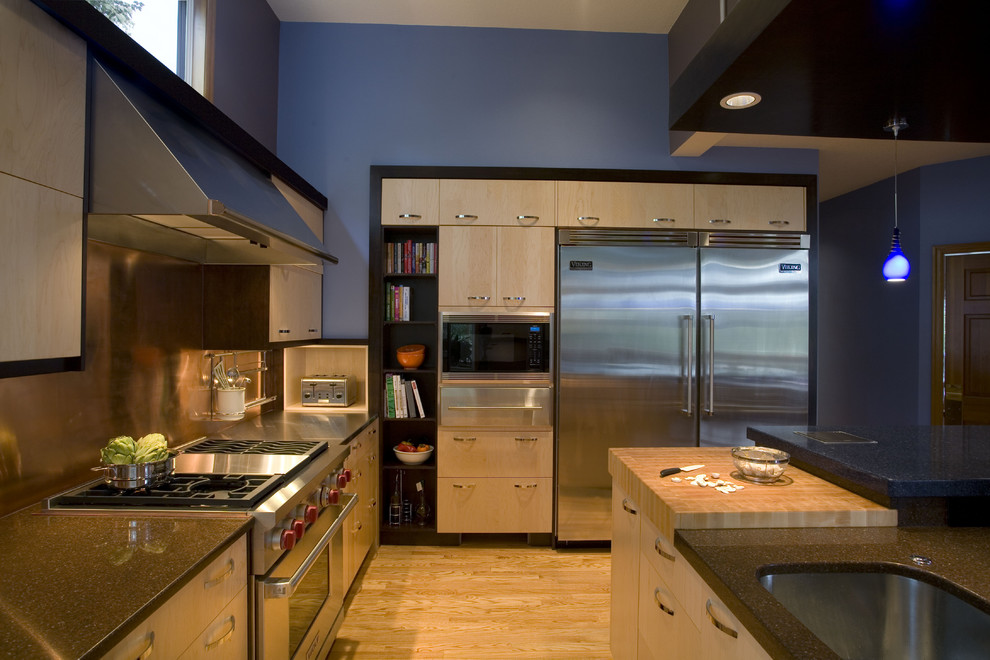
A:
[302,504,318,524]
[292,519,306,541]
[343,469,352,483]
[337,473,347,488]
[327,487,340,505]
[273,528,295,551]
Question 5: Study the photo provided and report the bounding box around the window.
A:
[85,0,213,99]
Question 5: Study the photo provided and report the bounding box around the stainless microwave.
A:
[441,312,551,380]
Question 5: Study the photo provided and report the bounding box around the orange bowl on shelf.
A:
[396,344,426,369]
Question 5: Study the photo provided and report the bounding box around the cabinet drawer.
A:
[640,515,679,592]
[438,429,552,477]
[177,586,248,659]
[638,557,700,659]
[437,477,551,533]
[439,386,552,427]
[439,179,555,226]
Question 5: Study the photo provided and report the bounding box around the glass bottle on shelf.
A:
[414,480,430,526]
[389,472,402,525]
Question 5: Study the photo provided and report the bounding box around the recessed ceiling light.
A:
[719,92,762,109]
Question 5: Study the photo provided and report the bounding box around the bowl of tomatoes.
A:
[394,441,434,465]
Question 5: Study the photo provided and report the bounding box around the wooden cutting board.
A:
[609,447,897,541]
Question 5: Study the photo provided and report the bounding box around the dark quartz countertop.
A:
[0,410,375,658]
[747,425,990,499]
[676,526,990,659]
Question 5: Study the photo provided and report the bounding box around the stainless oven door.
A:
[256,493,357,660]
[439,385,553,427]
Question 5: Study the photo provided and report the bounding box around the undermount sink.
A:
[759,567,990,659]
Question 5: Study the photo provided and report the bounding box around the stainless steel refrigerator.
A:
[555,229,810,543]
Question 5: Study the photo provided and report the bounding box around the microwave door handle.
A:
[262,492,358,599]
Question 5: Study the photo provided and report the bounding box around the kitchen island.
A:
[0,410,375,659]
[609,446,990,659]
[748,425,990,524]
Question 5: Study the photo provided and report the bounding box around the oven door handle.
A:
[446,405,544,410]
[262,492,358,599]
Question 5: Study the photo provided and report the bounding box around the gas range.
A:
[46,436,354,575]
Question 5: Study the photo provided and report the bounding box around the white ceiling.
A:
[266,0,990,201]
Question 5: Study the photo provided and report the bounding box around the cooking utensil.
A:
[91,453,176,490]
[659,464,705,478]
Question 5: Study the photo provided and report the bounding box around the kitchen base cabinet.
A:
[638,558,699,659]
[343,420,379,586]
[436,477,551,533]
[102,534,248,660]
[610,486,640,660]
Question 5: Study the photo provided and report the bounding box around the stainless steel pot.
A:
[91,453,175,490]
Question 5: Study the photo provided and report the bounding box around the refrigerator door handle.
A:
[681,314,694,416]
[703,314,715,416]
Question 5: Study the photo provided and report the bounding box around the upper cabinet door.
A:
[496,227,555,307]
[381,178,440,226]
[0,0,86,197]
[695,185,806,232]
[557,181,695,229]
[439,179,556,226]
[438,225,497,307]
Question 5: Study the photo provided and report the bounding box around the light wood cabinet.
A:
[436,477,551,533]
[381,178,440,226]
[437,430,552,477]
[438,226,554,308]
[688,567,771,659]
[439,179,555,226]
[1,0,86,372]
[103,534,248,660]
[269,265,322,342]
[610,486,641,660]
[638,556,700,659]
[694,184,806,232]
[558,180,695,229]
[343,420,379,586]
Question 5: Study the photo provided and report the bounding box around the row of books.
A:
[386,284,412,321]
[385,374,426,418]
[385,240,437,274]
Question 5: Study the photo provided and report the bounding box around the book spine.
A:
[385,376,396,418]
[410,379,426,418]
[402,285,410,321]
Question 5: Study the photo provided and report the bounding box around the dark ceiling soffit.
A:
[669,0,990,143]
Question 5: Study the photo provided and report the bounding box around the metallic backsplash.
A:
[0,241,266,517]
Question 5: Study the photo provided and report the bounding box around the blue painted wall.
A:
[818,155,990,425]
[276,23,817,338]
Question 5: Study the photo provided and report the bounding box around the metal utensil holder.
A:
[205,350,277,420]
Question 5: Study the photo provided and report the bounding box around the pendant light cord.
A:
[892,124,899,230]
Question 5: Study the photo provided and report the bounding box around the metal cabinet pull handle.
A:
[502,296,526,301]
[453,436,477,442]
[455,214,478,220]
[704,314,715,416]
[577,216,600,225]
[652,217,675,223]
[452,483,475,488]
[398,213,422,219]
[622,498,637,515]
[514,483,538,488]
[654,538,675,561]
[136,632,155,660]
[708,218,731,225]
[654,588,675,616]
[514,437,538,442]
[467,296,491,301]
[204,558,235,588]
[204,616,236,651]
[516,215,540,224]
[681,314,694,416]
[768,219,790,226]
[706,600,739,638]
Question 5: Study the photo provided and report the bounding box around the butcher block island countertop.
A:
[609,447,897,539]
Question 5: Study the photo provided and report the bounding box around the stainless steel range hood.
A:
[87,59,337,266]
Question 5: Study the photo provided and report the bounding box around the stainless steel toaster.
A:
[301,374,357,407]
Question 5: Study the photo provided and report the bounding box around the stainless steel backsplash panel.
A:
[0,241,263,516]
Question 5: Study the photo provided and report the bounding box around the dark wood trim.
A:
[930,241,990,425]
[0,356,84,379]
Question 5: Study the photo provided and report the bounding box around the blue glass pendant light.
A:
[882,118,910,282]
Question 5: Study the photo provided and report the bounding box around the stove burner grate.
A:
[50,473,287,509]
[184,439,323,456]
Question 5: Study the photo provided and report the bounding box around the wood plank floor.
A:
[327,538,612,659]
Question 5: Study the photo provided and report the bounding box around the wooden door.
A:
[496,226,555,307]
[438,225,497,307]
[942,251,990,424]
[694,185,806,232]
